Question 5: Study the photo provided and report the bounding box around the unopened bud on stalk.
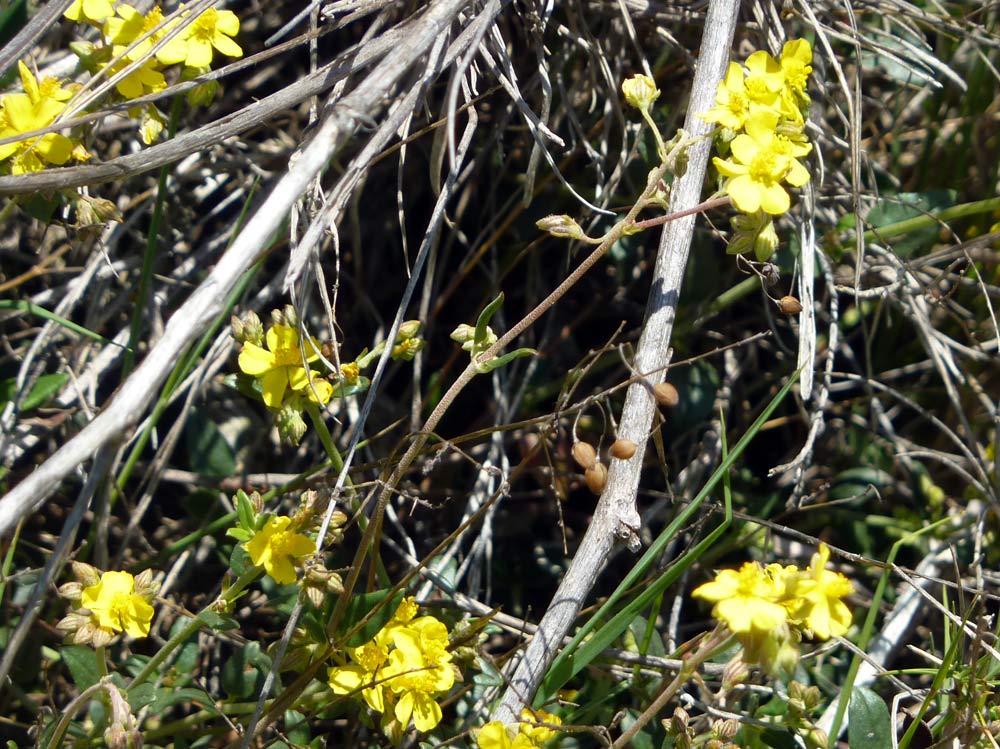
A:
[536,214,586,240]
[609,439,637,460]
[653,381,679,407]
[571,441,598,470]
[584,463,608,494]
[621,74,660,111]
[778,295,803,314]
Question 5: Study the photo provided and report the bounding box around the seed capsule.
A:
[571,441,598,470]
[653,381,679,408]
[584,463,608,494]
[778,295,803,314]
[609,439,637,460]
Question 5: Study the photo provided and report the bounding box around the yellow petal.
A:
[212,34,243,59]
[214,10,240,36]
[238,342,275,375]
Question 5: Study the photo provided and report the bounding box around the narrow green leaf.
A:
[480,347,536,372]
[0,372,69,412]
[475,292,505,345]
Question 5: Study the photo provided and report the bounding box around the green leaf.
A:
[230,544,252,576]
[0,372,69,412]
[150,686,221,717]
[475,293,505,346]
[340,588,405,647]
[62,645,102,691]
[222,641,266,699]
[236,489,255,531]
[479,347,536,373]
[285,709,311,745]
[184,408,237,477]
[127,682,157,711]
[200,610,239,632]
[864,190,955,258]
[849,687,893,749]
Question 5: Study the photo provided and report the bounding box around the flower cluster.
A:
[233,307,426,444]
[226,489,342,589]
[328,597,459,737]
[477,709,563,749]
[0,3,243,176]
[57,564,159,647]
[65,2,242,144]
[702,39,814,260]
[693,543,852,672]
[0,62,89,174]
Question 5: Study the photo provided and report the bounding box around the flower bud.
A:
[282,304,298,329]
[449,323,476,344]
[276,404,307,445]
[230,315,245,341]
[186,79,219,107]
[392,338,426,361]
[584,463,607,494]
[653,381,679,407]
[396,320,423,341]
[571,441,598,470]
[778,295,803,314]
[722,656,749,691]
[138,105,165,145]
[340,361,360,383]
[72,561,101,587]
[621,74,660,111]
[536,214,586,240]
[713,718,739,740]
[133,569,160,602]
[609,439,637,460]
[753,217,780,261]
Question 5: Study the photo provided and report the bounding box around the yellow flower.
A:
[105,5,178,62]
[244,515,314,584]
[519,709,562,746]
[790,543,853,639]
[328,638,392,713]
[700,62,752,131]
[156,8,243,68]
[107,58,167,100]
[693,561,788,633]
[80,570,154,639]
[477,722,535,749]
[385,618,455,731]
[779,39,813,101]
[744,50,784,100]
[329,599,459,735]
[713,110,809,215]
[64,0,114,23]
[0,63,84,174]
[238,324,331,408]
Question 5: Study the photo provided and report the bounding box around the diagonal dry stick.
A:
[491,0,741,722]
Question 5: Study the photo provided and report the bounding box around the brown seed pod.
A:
[584,463,608,494]
[609,438,637,460]
[778,295,803,314]
[571,441,598,470]
[653,381,679,408]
